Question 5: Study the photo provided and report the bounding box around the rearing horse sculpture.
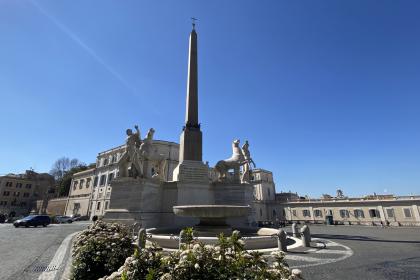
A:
[214,139,245,181]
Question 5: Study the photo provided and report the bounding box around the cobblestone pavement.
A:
[0,222,89,280]
[283,225,420,280]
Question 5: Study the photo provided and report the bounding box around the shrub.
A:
[101,229,295,280]
[71,221,134,280]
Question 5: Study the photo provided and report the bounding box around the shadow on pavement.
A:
[312,234,420,244]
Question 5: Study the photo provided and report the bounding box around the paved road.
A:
[0,222,89,280]
[285,225,420,280]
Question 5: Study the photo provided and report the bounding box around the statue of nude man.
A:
[118,125,143,177]
[241,140,256,183]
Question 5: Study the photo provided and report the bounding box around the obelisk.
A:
[173,22,211,206]
[179,22,202,162]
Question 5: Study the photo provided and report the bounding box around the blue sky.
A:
[1,0,420,197]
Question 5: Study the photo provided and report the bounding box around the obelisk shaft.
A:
[185,29,198,125]
[179,27,202,162]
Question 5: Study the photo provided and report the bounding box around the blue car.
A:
[13,215,51,228]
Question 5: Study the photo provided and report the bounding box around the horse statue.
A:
[214,139,246,182]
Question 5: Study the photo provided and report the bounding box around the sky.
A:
[1,0,420,198]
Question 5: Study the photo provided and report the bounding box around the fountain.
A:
[105,24,299,252]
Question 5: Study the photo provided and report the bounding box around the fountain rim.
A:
[173,204,251,218]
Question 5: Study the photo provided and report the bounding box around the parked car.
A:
[55,215,73,224]
[7,215,24,223]
[13,215,51,228]
[69,214,82,221]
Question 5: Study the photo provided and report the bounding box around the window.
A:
[327,209,333,216]
[272,209,276,218]
[103,158,109,166]
[3,191,10,196]
[267,188,271,197]
[13,192,20,197]
[369,209,381,218]
[354,209,365,218]
[112,155,117,163]
[403,208,412,218]
[339,209,349,218]
[0,201,7,206]
[94,176,99,187]
[292,210,297,216]
[25,184,32,189]
[6,181,13,187]
[23,193,30,198]
[105,201,109,209]
[73,203,81,213]
[107,173,114,185]
[16,183,22,188]
[73,181,78,190]
[86,178,91,188]
[302,210,311,217]
[314,209,323,217]
[96,202,101,210]
[20,202,26,207]
[79,179,84,189]
[99,175,106,186]
[386,208,394,218]
[259,208,262,217]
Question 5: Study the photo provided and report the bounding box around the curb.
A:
[59,232,78,280]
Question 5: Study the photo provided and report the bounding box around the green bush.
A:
[71,221,134,280]
[101,230,294,280]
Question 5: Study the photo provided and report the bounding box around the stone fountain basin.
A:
[173,205,251,218]
[147,227,298,250]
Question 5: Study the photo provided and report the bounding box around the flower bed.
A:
[71,221,134,280]
[100,229,302,280]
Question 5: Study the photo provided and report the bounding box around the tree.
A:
[50,157,87,196]
[50,157,84,181]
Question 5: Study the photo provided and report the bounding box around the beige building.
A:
[281,194,420,226]
[89,145,125,218]
[0,170,54,217]
[64,168,96,218]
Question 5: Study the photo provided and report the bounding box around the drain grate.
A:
[32,265,59,272]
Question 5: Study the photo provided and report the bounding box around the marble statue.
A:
[118,125,143,177]
[240,140,256,183]
[136,128,168,180]
[139,128,155,158]
[214,139,245,182]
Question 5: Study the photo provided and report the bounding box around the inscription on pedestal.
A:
[177,160,209,183]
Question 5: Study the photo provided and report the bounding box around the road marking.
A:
[289,238,354,269]
[313,249,353,255]
[286,255,329,262]
[38,231,79,280]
